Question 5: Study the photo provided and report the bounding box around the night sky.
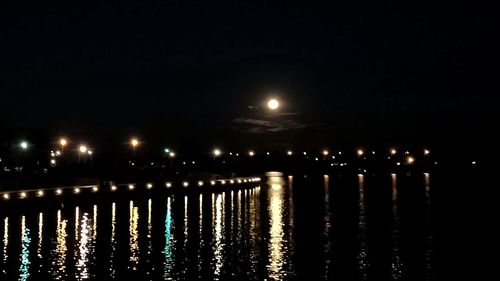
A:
[1,0,497,153]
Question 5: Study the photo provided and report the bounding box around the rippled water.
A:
[0,172,439,280]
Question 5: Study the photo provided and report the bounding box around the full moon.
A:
[267,99,280,110]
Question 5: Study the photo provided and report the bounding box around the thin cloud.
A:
[233,117,320,133]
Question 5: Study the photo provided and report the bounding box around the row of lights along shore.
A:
[13,137,434,159]
[1,177,261,201]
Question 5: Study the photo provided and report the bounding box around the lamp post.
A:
[17,141,29,170]
[130,138,139,158]
[79,145,87,163]
[322,149,329,160]
[213,148,222,162]
[168,151,175,168]
[59,138,67,154]
[88,150,93,165]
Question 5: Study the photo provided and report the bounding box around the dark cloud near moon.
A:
[233,114,322,134]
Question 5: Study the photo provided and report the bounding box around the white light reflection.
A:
[37,213,43,273]
[148,198,153,258]
[75,207,80,242]
[391,174,403,280]
[110,203,117,279]
[93,205,97,240]
[75,213,91,280]
[163,197,175,279]
[129,201,139,270]
[248,182,261,277]
[213,193,224,279]
[2,217,8,275]
[183,196,189,273]
[357,174,369,280]
[19,216,31,281]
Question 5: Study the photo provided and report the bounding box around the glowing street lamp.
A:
[248,150,255,157]
[406,156,415,165]
[168,151,176,168]
[213,148,222,158]
[357,149,364,156]
[287,150,293,156]
[59,138,68,153]
[19,141,29,150]
[322,149,329,160]
[78,145,87,163]
[130,138,139,157]
[131,138,139,147]
[424,149,430,156]
[79,145,87,153]
[390,148,397,155]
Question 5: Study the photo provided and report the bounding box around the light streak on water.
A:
[19,216,31,281]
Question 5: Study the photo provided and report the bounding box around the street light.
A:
[79,145,87,163]
[59,138,67,153]
[130,138,139,158]
[248,150,255,157]
[213,148,222,157]
[168,151,176,168]
[20,141,29,150]
[322,149,329,160]
[407,156,415,165]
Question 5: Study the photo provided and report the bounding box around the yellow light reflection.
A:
[129,201,139,270]
[75,207,79,241]
[147,199,152,271]
[93,205,97,240]
[267,178,285,280]
[53,210,68,279]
